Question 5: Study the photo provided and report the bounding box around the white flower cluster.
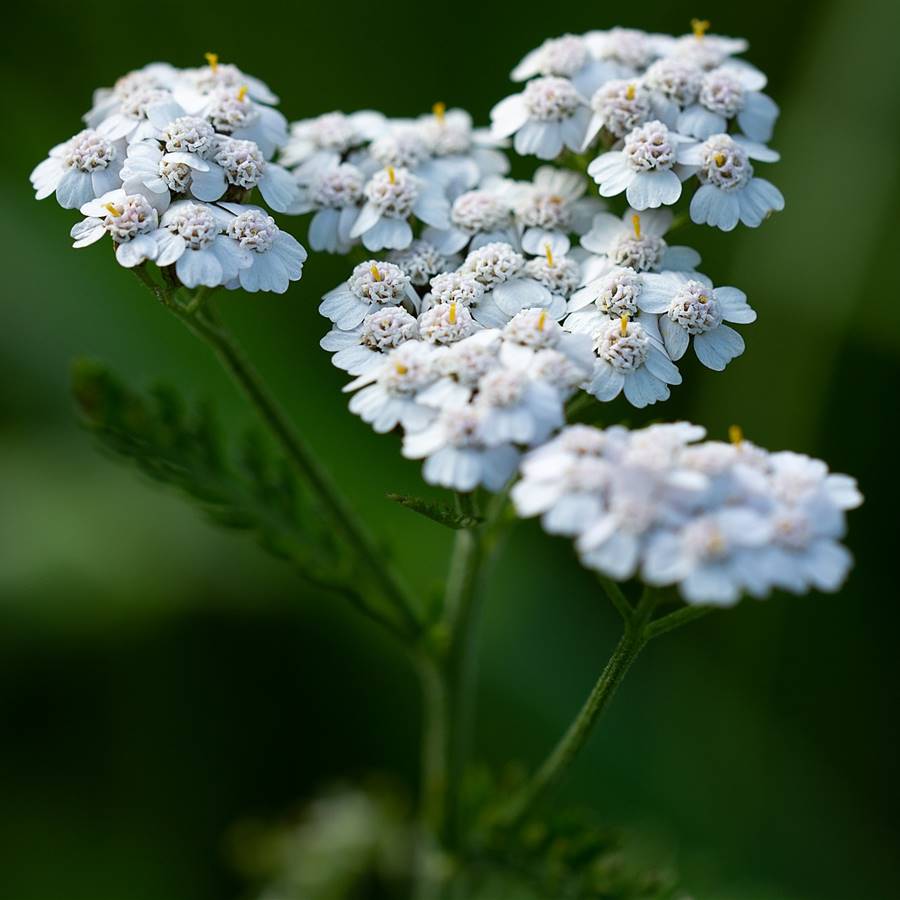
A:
[318,248,595,491]
[565,207,756,407]
[283,104,511,254]
[30,56,307,292]
[514,423,863,605]
[491,23,784,231]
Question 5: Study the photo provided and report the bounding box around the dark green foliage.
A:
[460,766,682,900]
[71,359,371,608]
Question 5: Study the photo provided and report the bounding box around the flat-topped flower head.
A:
[418,302,476,344]
[429,271,484,307]
[588,315,681,407]
[320,260,419,330]
[588,121,693,209]
[680,133,784,230]
[461,241,524,287]
[31,129,124,209]
[586,79,652,142]
[491,77,591,160]
[580,209,701,272]
[389,240,453,286]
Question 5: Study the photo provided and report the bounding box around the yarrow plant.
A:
[34,28,860,900]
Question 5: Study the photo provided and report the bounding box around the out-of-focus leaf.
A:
[71,359,406,631]
[386,493,483,530]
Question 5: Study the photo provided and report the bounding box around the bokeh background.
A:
[3,1,899,898]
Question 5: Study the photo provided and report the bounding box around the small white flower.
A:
[490,76,591,160]
[71,190,169,268]
[501,307,594,376]
[427,271,485,308]
[320,260,419,330]
[643,58,703,112]
[344,341,439,433]
[677,66,779,142]
[321,306,419,375]
[158,200,252,288]
[84,63,180,129]
[31,129,125,209]
[585,27,667,71]
[97,87,179,142]
[422,187,514,255]
[202,87,288,159]
[476,366,564,447]
[679,133,784,230]
[294,162,365,253]
[580,208,701,272]
[121,139,225,212]
[213,138,299,211]
[587,315,681,408]
[459,242,558,327]
[173,57,279,115]
[403,404,520,492]
[350,166,450,251]
[511,33,620,97]
[219,203,307,293]
[637,272,756,370]
[418,301,477,345]
[584,79,653,144]
[587,120,694,209]
[388,240,455,286]
[282,110,386,172]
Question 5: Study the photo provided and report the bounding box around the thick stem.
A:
[413,653,449,900]
[443,493,487,850]
[137,275,422,638]
[496,590,657,829]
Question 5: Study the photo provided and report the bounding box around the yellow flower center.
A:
[729,424,744,446]
[544,242,554,267]
[236,85,249,102]
[691,18,711,39]
[432,101,446,122]
[620,314,629,336]
[448,302,457,324]
[204,52,219,72]
[370,264,383,281]
[103,203,122,217]
[387,166,396,184]
[631,213,641,239]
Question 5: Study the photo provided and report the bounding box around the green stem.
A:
[413,652,449,900]
[135,271,422,638]
[496,589,657,829]
[596,575,633,624]
[443,492,487,850]
[645,604,715,640]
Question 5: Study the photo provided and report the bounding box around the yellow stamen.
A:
[370,264,382,281]
[691,18,710,39]
[204,52,219,72]
[236,85,249,102]
[537,309,547,331]
[103,203,122,217]
[620,314,629,336]
[387,166,396,184]
[395,363,409,375]
[544,242,554,268]
[631,213,641,239]
[698,293,708,304]
[448,302,457,325]
[729,424,744,446]
[625,83,636,101]
[432,101,446,122]
[713,152,726,166]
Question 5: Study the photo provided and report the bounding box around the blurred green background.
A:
[3,1,899,897]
